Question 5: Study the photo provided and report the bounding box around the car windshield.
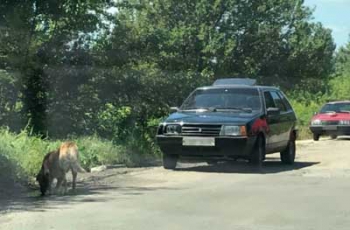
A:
[319,103,350,113]
[180,88,262,113]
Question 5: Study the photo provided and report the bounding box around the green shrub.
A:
[289,99,322,127]
[0,128,156,183]
[75,135,128,168]
[97,104,132,140]
[287,91,328,140]
[0,128,59,180]
[329,74,350,100]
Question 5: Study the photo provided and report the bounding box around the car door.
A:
[269,91,292,150]
[277,91,297,143]
[263,91,281,152]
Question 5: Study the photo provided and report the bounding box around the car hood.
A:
[312,112,350,121]
[164,111,261,125]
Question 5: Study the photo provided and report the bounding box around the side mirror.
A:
[267,107,280,116]
[170,107,179,113]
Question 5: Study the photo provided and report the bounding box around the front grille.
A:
[181,124,222,136]
[323,121,339,125]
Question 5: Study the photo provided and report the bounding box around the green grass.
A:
[289,98,322,140]
[0,128,156,184]
[297,126,313,140]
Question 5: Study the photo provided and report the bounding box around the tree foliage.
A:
[0,0,336,144]
[329,40,350,100]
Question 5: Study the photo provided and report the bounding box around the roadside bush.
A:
[75,135,128,167]
[96,104,132,140]
[0,128,156,183]
[328,74,350,100]
[287,91,328,139]
[0,128,59,180]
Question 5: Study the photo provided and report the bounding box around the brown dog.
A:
[36,142,86,196]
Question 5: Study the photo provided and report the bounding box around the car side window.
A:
[277,91,292,111]
[270,91,287,112]
[264,91,276,109]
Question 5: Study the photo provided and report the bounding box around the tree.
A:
[0,0,337,141]
[0,0,111,135]
[335,38,350,74]
[102,0,335,118]
[329,38,350,100]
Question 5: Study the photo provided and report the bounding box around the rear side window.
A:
[264,91,276,109]
[270,91,287,112]
[278,92,293,111]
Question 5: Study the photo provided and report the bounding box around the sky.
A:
[304,0,350,48]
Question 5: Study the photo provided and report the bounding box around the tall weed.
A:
[0,128,148,182]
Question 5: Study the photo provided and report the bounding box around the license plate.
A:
[323,126,337,131]
[182,137,215,146]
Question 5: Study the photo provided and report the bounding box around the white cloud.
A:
[325,24,350,33]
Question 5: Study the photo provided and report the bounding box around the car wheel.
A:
[280,139,296,165]
[330,134,337,140]
[163,154,178,170]
[250,136,265,166]
[313,133,320,141]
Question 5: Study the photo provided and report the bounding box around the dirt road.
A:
[1,138,350,230]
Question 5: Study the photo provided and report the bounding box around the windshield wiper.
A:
[182,107,253,113]
[215,107,253,113]
[181,107,217,112]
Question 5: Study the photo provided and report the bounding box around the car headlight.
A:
[165,124,181,135]
[339,120,350,125]
[311,119,322,125]
[220,125,247,136]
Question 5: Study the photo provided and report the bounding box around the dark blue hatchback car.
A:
[156,79,298,169]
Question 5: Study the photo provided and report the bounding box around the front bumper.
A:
[310,125,350,136]
[156,135,257,158]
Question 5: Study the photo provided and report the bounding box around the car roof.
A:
[197,85,279,91]
[326,100,350,104]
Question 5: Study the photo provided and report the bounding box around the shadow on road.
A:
[336,136,350,141]
[0,171,177,214]
[176,159,319,174]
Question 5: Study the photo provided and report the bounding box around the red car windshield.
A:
[320,103,350,113]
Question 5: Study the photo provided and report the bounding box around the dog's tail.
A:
[61,142,87,173]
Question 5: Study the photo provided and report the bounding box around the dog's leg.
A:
[56,177,63,194]
[72,170,77,190]
[60,174,67,195]
[48,177,54,195]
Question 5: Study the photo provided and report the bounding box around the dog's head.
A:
[36,163,50,196]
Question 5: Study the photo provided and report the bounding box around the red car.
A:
[309,101,350,141]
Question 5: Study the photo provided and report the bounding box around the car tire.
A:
[250,136,265,166]
[163,154,178,170]
[313,133,320,141]
[280,139,296,165]
[330,134,337,140]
